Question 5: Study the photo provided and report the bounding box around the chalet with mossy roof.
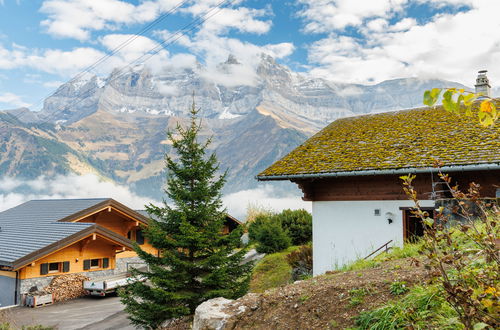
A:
[258,84,499,275]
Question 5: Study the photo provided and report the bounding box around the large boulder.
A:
[192,297,234,330]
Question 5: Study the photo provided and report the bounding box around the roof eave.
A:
[257,163,500,181]
[57,198,150,224]
[11,224,134,271]
[225,214,243,225]
[0,261,13,270]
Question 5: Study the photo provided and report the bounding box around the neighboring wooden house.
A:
[257,104,499,275]
[0,198,242,308]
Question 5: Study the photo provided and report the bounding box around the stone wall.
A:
[19,268,115,294]
[115,256,146,273]
[19,257,147,295]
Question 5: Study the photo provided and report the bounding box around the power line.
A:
[29,0,191,111]
[35,0,235,124]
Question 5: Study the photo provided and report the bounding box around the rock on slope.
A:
[167,258,430,330]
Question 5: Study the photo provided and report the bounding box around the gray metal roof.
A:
[0,199,110,266]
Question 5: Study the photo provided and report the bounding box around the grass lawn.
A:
[249,246,299,293]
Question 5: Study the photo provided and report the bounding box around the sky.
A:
[0,0,498,110]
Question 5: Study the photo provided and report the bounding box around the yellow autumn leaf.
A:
[480,100,493,113]
[481,299,493,308]
[484,287,498,295]
[459,88,465,93]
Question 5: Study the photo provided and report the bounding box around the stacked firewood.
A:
[43,274,90,302]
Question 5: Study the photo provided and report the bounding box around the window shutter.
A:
[62,261,70,273]
[136,229,145,245]
[102,258,109,269]
[83,259,91,270]
[40,263,48,275]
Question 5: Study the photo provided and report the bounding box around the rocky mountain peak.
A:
[225,54,240,65]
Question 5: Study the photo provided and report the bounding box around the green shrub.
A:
[247,213,270,242]
[275,209,312,245]
[254,219,291,254]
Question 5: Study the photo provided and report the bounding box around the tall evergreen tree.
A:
[120,102,252,329]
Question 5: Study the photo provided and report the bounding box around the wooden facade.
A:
[68,207,158,259]
[13,201,156,280]
[294,169,500,202]
[18,235,121,279]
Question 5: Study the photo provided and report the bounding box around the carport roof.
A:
[0,198,136,268]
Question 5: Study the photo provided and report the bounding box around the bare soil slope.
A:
[165,258,429,330]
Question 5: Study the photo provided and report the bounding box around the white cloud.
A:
[0,92,31,108]
[0,174,158,212]
[151,1,290,87]
[38,0,272,41]
[0,43,107,76]
[0,176,309,224]
[337,86,364,96]
[305,0,500,85]
[366,18,388,32]
[189,6,272,35]
[0,1,289,89]
[156,27,294,87]
[156,81,179,96]
[389,17,417,31]
[39,0,179,41]
[0,33,172,78]
[99,34,170,72]
[298,0,409,33]
[222,185,311,220]
[28,47,107,76]
[100,34,161,53]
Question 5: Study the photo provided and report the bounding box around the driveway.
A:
[4,251,263,330]
[5,295,135,330]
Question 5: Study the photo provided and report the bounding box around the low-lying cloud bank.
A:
[0,175,310,220]
[222,185,311,220]
[0,174,158,212]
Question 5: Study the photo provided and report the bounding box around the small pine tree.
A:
[120,102,252,329]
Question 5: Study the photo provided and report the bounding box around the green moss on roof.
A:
[258,106,500,178]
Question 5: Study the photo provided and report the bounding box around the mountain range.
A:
[0,54,470,199]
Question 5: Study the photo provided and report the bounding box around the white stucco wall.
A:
[312,200,435,275]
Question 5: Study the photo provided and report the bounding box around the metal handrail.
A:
[364,239,393,260]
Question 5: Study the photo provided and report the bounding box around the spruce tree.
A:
[120,102,252,329]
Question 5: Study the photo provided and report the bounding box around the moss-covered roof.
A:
[258,106,500,179]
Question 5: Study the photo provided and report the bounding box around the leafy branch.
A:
[423,88,498,127]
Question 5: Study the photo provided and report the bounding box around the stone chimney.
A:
[475,70,491,97]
